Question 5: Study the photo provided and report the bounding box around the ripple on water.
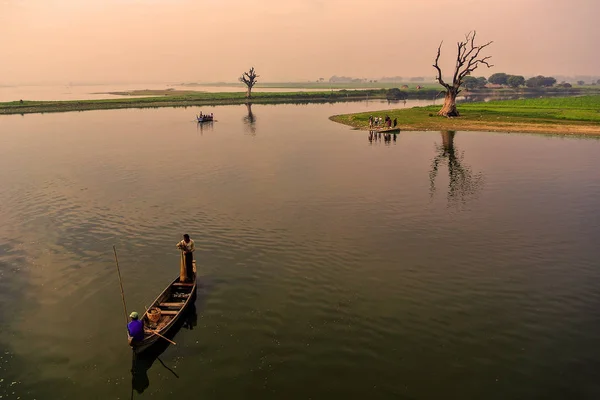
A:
[2,107,600,398]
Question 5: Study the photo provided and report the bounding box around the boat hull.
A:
[131,270,197,354]
[370,128,400,133]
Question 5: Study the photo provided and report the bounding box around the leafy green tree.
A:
[386,88,406,100]
[542,76,557,86]
[463,76,487,90]
[525,75,556,88]
[488,73,508,85]
[462,76,479,90]
[506,75,525,88]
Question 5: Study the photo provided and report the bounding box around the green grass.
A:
[0,88,441,115]
[330,95,600,135]
[457,96,600,122]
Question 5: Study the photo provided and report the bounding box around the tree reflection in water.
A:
[243,102,256,135]
[429,131,484,205]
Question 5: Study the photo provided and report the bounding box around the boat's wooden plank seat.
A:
[173,282,194,287]
[160,302,185,307]
[158,310,178,315]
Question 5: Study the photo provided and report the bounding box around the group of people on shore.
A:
[369,115,397,129]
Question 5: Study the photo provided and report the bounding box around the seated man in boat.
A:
[176,234,195,282]
[127,311,144,346]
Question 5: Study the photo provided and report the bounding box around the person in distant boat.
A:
[127,311,144,346]
[176,234,195,282]
[393,118,397,127]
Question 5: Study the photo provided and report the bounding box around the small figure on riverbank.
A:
[393,118,397,128]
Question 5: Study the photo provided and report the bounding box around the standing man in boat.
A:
[127,311,144,346]
[176,234,195,282]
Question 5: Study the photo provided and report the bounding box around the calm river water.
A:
[1,100,600,399]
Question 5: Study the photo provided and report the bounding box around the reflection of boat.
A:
[196,115,214,122]
[131,271,197,354]
[131,303,197,394]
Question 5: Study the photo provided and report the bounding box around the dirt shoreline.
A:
[329,117,600,135]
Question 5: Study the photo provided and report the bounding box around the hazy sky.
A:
[1,0,598,84]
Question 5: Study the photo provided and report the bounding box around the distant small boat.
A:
[196,115,214,123]
[131,267,197,354]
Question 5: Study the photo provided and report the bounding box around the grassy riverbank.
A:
[0,88,439,115]
[330,95,600,135]
[2,86,599,117]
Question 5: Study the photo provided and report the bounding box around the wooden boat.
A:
[131,264,197,354]
[370,127,400,134]
[196,115,214,123]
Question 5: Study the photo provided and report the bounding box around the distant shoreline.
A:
[1,87,599,116]
[330,95,600,136]
[0,88,435,115]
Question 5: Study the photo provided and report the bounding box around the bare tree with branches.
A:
[239,67,259,98]
[433,31,493,117]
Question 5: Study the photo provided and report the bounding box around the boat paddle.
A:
[146,330,177,346]
[143,305,177,346]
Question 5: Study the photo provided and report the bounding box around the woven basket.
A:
[147,307,161,323]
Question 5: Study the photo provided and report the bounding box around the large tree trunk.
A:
[438,89,459,117]
[246,88,252,98]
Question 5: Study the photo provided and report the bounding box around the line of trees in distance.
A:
[323,75,600,88]
[461,73,600,90]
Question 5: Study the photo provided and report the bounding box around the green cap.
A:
[130,311,139,319]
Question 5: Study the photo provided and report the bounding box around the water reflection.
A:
[196,120,214,135]
[131,302,198,395]
[243,103,257,135]
[429,131,484,204]
[386,99,408,107]
[368,131,398,145]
